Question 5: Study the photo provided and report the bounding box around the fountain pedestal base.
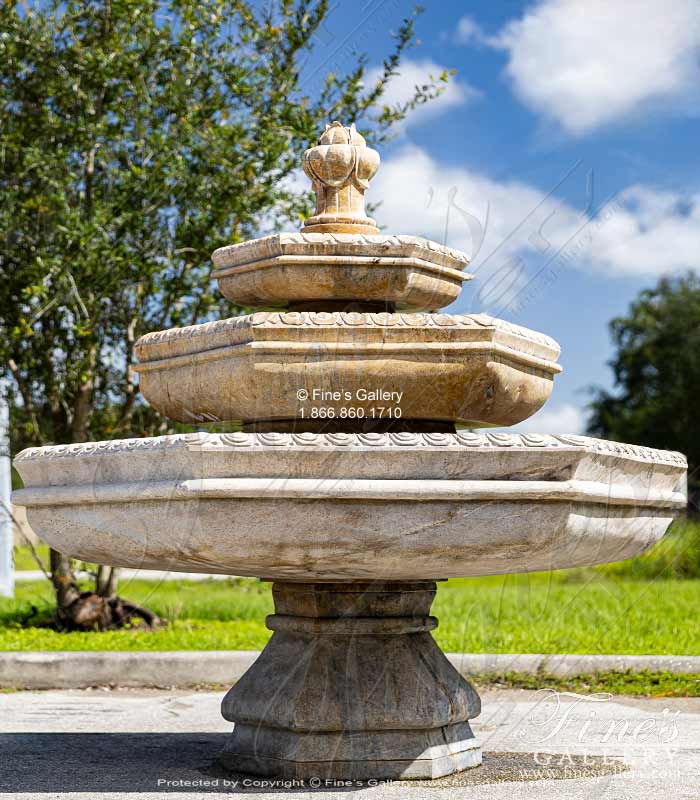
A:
[220,581,481,780]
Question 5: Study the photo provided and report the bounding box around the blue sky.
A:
[300,0,700,434]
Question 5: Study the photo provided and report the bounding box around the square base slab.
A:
[220,724,482,780]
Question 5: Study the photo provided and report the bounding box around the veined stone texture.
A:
[9,116,691,783]
[300,121,381,234]
[220,581,482,780]
[13,432,686,582]
[133,312,561,428]
[211,232,471,310]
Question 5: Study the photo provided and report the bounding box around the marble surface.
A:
[212,233,471,310]
[220,582,481,780]
[13,432,686,581]
[133,312,561,428]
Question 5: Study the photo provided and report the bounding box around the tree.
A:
[0,0,448,628]
[588,273,700,511]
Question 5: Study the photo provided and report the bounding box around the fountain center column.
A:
[220,581,482,780]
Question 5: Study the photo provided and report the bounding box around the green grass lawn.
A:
[5,521,700,694]
[5,520,699,655]
[2,572,699,656]
[12,542,49,571]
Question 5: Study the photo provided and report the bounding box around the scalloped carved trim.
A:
[14,431,687,468]
[134,316,253,354]
[134,312,561,359]
[211,233,470,271]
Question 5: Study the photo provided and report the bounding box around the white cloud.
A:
[372,144,700,292]
[365,58,479,130]
[373,143,567,261]
[590,186,700,276]
[454,16,485,45]
[490,0,700,134]
[372,142,577,310]
[509,403,587,434]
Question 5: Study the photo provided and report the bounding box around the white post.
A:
[0,382,14,598]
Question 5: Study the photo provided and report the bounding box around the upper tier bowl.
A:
[211,233,472,311]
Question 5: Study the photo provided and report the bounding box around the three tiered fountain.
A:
[14,122,687,780]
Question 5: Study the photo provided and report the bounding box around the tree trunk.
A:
[49,550,79,608]
[96,565,119,598]
[50,556,161,632]
[49,548,81,628]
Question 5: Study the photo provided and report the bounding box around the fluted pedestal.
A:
[220,581,481,780]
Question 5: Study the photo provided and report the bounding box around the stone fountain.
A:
[13,122,687,781]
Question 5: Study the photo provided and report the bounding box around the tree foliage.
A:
[0,0,447,621]
[1,0,443,450]
[588,273,700,509]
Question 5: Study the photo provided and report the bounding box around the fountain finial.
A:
[301,121,380,234]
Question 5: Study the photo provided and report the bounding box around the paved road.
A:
[1,688,699,798]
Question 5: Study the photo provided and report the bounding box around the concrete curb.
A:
[1,651,699,689]
[450,652,700,677]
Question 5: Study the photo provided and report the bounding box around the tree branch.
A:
[7,358,42,445]
[0,501,50,579]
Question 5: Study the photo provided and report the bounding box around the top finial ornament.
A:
[301,121,380,234]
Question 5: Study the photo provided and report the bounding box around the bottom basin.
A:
[12,432,687,581]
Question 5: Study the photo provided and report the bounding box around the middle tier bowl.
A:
[134,311,562,429]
